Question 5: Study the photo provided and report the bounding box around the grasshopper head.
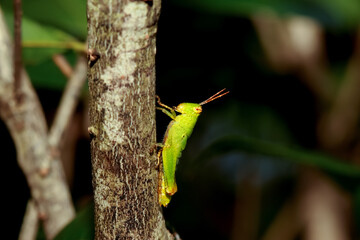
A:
[175,89,229,115]
[175,103,202,115]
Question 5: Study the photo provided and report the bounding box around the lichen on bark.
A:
[87,0,171,239]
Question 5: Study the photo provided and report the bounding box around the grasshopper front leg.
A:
[156,96,176,119]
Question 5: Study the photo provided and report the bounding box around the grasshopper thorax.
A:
[175,103,202,115]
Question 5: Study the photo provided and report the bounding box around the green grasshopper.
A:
[156,89,229,206]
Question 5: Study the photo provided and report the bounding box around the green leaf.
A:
[53,202,94,240]
[3,10,83,65]
[195,135,360,178]
[1,0,86,39]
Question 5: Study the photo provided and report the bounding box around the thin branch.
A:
[45,55,87,171]
[52,54,73,78]
[18,200,39,240]
[49,55,87,146]
[13,0,22,102]
[22,40,86,52]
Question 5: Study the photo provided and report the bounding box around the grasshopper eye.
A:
[193,106,202,113]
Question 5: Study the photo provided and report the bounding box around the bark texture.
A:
[87,0,172,239]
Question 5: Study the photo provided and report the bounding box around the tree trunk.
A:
[87,0,172,239]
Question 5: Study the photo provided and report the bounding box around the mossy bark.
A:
[87,0,172,239]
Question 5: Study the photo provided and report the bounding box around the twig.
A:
[13,0,22,102]
[52,54,73,78]
[46,55,87,168]
[18,200,39,240]
[49,55,87,147]
[22,40,86,52]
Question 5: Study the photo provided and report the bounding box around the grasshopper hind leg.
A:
[156,148,162,169]
[157,148,172,206]
[155,143,164,169]
[158,170,171,207]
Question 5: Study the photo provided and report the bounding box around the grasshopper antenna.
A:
[199,88,230,105]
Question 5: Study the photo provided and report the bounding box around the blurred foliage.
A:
[1,0,86,39]
[186,102,360,179]
[170,0,360,29]
[3,11,79,65]
[35,202,94,240]
[53,202,94,240]
[1,0,86,89]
